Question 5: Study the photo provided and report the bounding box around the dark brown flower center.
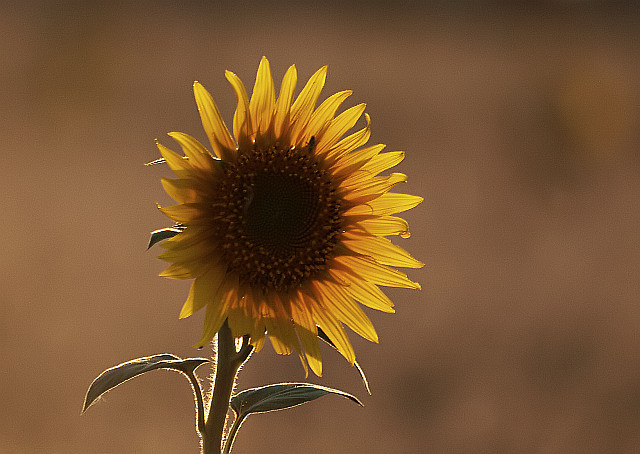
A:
[213,141,342,291]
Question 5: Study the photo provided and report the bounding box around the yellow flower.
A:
[156,57,423,376]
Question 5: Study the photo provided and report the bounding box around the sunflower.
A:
[156,57,423,376]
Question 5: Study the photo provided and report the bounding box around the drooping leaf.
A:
[230,382,362,418]
[147,224,186,249]
[82,354,208,413]
[318,327,371,394]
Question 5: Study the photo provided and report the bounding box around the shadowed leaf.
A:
[82,354,208,413]
[147,225,186,249]
[230,382,362,418]
[318,327,371,394]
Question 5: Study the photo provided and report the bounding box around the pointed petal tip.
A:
[193,81,207,96]
[193,330,214,349]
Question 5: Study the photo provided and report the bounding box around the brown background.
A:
[2,1,640,453]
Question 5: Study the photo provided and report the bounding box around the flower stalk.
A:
[202,321,252,454]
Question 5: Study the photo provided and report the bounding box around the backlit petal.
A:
[249,56,276,136]
[193,82,236,161]
[225,70,253,148]
[301,90,352,143]
[181,264,228,319]
[334,255,421,289]
[168,132,218,173]
[356,215,411,238]
[193,275,237,347]
[345,193,424,216]
[273,65,297,138]
[289,65,327,144]
[342,231,424,268]
[303,290,355,364]
[315,103,366,154]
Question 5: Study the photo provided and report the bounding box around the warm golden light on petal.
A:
[289,65,327,145]
[155,58,423,375]
[225,70,253,149]
[249,56,276,136]
[193,82,236,160]
[273,65,297,138]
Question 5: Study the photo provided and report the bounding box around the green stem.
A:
[201,321,253,454]
[185,369,206,436]
[222,413,247,454]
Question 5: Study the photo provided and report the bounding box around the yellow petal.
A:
[266,330,292,355]
[303,291,355,364]
[341,231,424,268]
[193,82,236,161]
[342,173,407,203]
[161,177,198,204]
[159,259,211,280]
[157,237,218,265]
[159,262,195,280]
[290,291,322,376]
[155,141,192,177]
[225,70,253,148]
[168,132,218,173]
[289,65,327,144]
[315,103,366,154]
[356,215,411,238]
[249,56,276,136]
[295,323,321,377]
[273,64,297,138]
[160,227,212,250]
[334,255,421,289]
[361,151,405,175]
[323,114,371,164]
[180,264,228,319]
[316,281,378,343]
[265,317,298,356]
[331,143,385,178]
[340,151,405,188]
[345,193,424,216]
[329,268,395,313]
[300,90,352,144]
[193,276,237,348]
[227,308,248,338]
[158,203,201,224]
[158,229,218,272]
[251,334,266,352]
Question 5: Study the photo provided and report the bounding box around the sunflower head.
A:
[156,57,423,376]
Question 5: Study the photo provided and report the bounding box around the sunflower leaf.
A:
[318,327,371,394]
[229,383,362,418]
[147,224,186,249]
[82,354,208,413]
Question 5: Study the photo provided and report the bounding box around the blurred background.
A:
[2,1,639,452]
